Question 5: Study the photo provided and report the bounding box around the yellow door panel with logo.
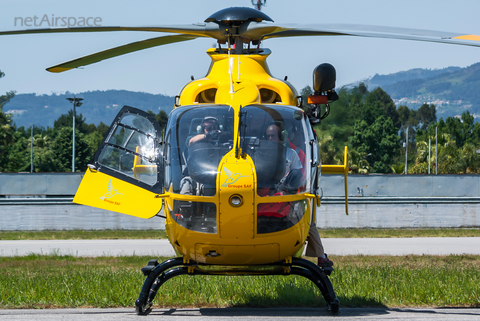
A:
[73,106,164,219]
[74,170,161,219]
[218,155,255,240]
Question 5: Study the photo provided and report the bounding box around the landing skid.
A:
[135,257,340,315]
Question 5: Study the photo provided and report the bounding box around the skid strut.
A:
[135,257,340,315]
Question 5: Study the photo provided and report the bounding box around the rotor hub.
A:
[205,7,273,24]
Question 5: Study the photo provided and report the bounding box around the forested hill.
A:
[359,63,480,120]
[366,66,461,88]
[7,61,480,128]
[5,90,175,128]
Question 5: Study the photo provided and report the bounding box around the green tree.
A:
[431,111,476,149]
[408,140,432,174]
[365,87,400,128]
[317,133,341,165]
[50,127,92,172]
[348,149,370,174]
[398,105,416,127]
[311,83,405,171]
[53,110,89,135]
[97,121,109,137]
[83,121,108,154]
[156,110,168,131]
[86,123,97,134]
[86,131,104,155]
[1,134,31,172]
[311,85,366,164]
[147,109,169,132]
[461,143,480,173]
[0,70,18,171]
[24,131,56,172]
[437,137,464,174]
[32,133,51,148]
[350,116,400,173]
[416,103,436,130]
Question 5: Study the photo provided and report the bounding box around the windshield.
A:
[164,105,235,195]
[240,105,310,195]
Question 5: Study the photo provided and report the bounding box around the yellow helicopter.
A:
[2,6,480,315]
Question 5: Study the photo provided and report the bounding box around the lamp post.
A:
[404,128,408,175]
[66,96,83,172]
[30,125,33,173]
[428,138,431,174]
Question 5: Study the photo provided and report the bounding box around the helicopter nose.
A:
[217,155,255,240]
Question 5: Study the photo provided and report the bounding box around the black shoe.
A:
[318,254,334,267]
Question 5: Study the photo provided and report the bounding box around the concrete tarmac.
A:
[1,307,480,320]
[0,239,176,257]
[1,237,480,257]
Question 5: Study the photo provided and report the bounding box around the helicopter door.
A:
[74,106,164,219]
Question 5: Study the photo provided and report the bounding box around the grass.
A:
[0,228,479,240]
[0,254,479,309]
[318,228,480,238]
[0,229,167,240]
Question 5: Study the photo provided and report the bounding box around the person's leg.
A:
[305,221,333,267]
[179,177,194,195]
[305,221,324,257]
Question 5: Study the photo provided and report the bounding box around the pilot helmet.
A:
[197,116,222,133]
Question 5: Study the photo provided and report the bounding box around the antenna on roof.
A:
[251,0,266,11]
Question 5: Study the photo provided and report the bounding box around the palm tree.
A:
[438,135,464,174]
[461,143,480,173]
[348,149,370,174]
[408,140,429,174]
[318,133,342,165]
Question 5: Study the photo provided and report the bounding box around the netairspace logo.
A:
[14,14,102,28]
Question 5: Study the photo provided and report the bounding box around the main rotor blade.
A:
[47,34,198,73]
[4,21,480,47]
[0,23,225,40]
[247,23,480,47]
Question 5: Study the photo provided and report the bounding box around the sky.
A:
[1,0,480,97]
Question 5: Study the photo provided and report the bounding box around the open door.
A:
[74,106,164,219]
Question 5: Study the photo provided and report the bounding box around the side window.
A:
[95,106,164,193]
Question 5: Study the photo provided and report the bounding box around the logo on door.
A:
[99,180,123,205]
[221,166,249,187]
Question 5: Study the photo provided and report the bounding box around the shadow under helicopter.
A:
[149,307,480,318]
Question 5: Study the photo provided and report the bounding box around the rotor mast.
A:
[205,7,273,54]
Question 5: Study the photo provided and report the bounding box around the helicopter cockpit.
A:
[163,104,314,235]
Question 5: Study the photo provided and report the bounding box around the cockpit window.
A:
[240,105,310,196]
[98,113,160,186]
[164,105,235,195]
